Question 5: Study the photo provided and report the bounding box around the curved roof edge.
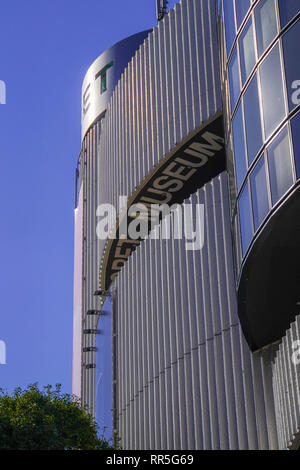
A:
[81,30,152,140]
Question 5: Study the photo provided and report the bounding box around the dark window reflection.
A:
[244,75,263,164]
[228,47,241,112]
[239,17,256,84]
[233,104,247,191]
[224,0,236,56]
[291,111,300,179]
[233,212,242,273]
[250,157,269,230]
[282,19,300,111]
[260,45,286,138]
[267,126,294,205]
[238,182,253,256]
[255,0,278,57]
[278,0,300,28]
[235,0,251,29]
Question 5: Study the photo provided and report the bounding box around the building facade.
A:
[73,0,300,449]
[72,30,151,416]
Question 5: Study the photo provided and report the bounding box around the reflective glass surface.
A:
[222,0,300,266]
[260,45,286,138]
[255,0,278,57]
[267,127,294,204]
[282,19,300,111]
[291,111,300,179]
[233,212,242,271]
[228,47,241,112]
[243,75,263,164]
[101,73,107,94]
[278,0,300,28]
[238,182,253,255]
[224,0,236,56]
[233,104,247,191]
[250,157,269,230]
[239,17,256,84]
[235,0,251,29]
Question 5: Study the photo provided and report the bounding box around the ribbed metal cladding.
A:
[77,117,105,415]
[272,315,300,450]
[93,0,282,450]
[97,0,220,210]
[114,173,279,450]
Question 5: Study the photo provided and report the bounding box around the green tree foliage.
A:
[0,383,113,450]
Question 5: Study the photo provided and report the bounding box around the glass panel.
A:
[243,75,263,164]
[235,0,251,29]
[282,19,300,111]
[291,111,300,179]
[101,73,107,94]
[228,47,241,112]
[227,140,237,212]
[260,45,286,139]
[96,61,113,95]
[233,212,242,273]
[267,127,294,204]
[255,0,278,57]
[239,17,256,84]
[224,0,236,56]
[278,0,300,28]
[250,156,269,230]
[238,182,253,256]
[232,104,247,191]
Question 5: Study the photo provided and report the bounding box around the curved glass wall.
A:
[218,0,300,277]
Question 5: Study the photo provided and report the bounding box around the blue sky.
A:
[0,0,179,395]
